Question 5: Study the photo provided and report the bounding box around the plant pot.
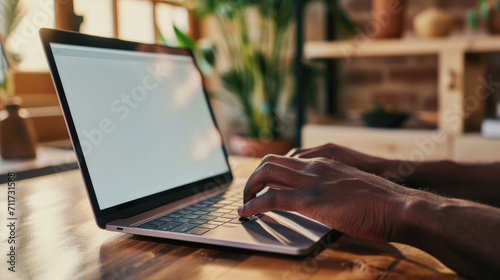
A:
[0,97,37,158]
[413,7,454,38]
[362,112,409,128]
[371,0,406,39]
[229,135,294,158]
[487,0,500,34]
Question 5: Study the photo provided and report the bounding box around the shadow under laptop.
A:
[96,211,427,279]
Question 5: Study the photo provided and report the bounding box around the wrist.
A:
[369,159,402,183]
[390,191,444,245]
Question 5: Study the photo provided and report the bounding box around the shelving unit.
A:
[300,36,500,161]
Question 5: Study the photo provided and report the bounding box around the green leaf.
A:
[2,0,25,39]
[480,1,490,20]
[221,68,250,97]
[155,25,168,45]
[173,25,195,51]
[467,10,478,31]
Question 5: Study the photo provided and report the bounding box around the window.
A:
[76,0,190,44]
[4,0,55,71]
[3,0,191,71]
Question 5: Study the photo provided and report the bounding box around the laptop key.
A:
[137,223,159,229]
[148,220,166,225]
[188,219,207,225]
[197,223,218,229]
[222,214,238,219]
[156,216,173,222]
[157,222,183,231]
[193,210,209,215]
[214,217,232,223]
[187,227,209,235]
[206,221,224,225]
[211,203,225,208]
[166,213,183,218]
[174,218,191,223]
[208,212,224,217]
[183,214,201,219]
[170,223,197,233]
[199,215,217,220]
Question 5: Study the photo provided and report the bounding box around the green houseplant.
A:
[192,0,297,156]
[195,0,295,138]
[179,0,354,156]
[467,0,500,34]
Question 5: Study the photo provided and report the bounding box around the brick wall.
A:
[322,0,479,127]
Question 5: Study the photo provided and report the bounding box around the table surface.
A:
[0,141,77,184]
[0,156,463,280]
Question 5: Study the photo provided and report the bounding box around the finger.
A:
[238,188,302,217]
[285,148,300,157]
[258,154,306,170]
[243,161,312,204]
[293,147,331,159]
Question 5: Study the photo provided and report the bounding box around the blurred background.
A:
[1,0,500,167]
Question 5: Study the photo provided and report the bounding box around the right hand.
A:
[238,155,412,242]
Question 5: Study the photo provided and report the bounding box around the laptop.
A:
[39,28,339,255]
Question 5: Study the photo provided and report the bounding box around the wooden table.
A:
[0,157,462,280]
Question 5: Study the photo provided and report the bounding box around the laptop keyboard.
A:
[134,188,247,235]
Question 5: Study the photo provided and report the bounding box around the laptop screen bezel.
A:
[39,28,233,228]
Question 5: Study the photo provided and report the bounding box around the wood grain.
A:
[0,157,462,279]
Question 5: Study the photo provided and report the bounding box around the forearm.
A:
[376,160,500,206]
[392,192,500,279]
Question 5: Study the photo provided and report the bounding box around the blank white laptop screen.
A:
[50,43,230,210]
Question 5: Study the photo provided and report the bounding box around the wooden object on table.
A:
[0,156,462,279]
[0,98,37,158]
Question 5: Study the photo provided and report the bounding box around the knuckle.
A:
[260,162,275,176]
[266,190,278,208]
[261,154,276,163]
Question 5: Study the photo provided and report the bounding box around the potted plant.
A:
[174,1,353,157]
[467,0,500,34]
[190,0,296,157]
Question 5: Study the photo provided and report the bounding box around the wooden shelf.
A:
[304,35,500,59]
[302,124,500,162]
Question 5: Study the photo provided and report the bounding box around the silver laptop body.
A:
[40,28,338,255]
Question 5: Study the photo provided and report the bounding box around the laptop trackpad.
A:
[206,211,332,247]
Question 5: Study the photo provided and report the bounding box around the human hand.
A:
[238,155,412,242]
